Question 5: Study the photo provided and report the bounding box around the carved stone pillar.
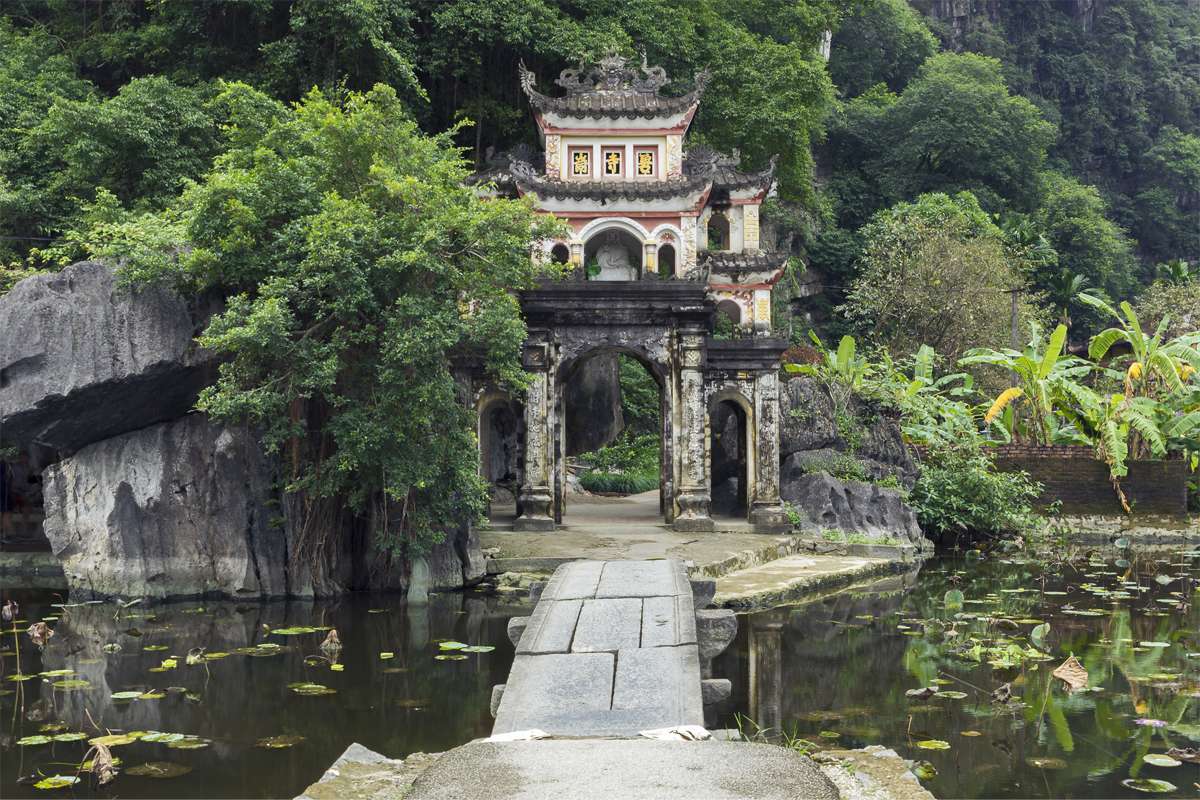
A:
[750,369,788,531]
[673,333,714,531]
[748,619,784,733]
[514,336,555,531]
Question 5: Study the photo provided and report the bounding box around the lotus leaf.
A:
[17,735,53,745]
[126,761,193,778]
[256,734,305,748]
[51,732,88,742]
[32,775,80,790]
[916,740,951,750]
[1142,754,1181,767]
[1121,778,1176,793]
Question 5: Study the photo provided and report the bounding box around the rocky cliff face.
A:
[42,414,306,600]
[7,262,482,601]
[0,261,220,462]
[563,353,624,456]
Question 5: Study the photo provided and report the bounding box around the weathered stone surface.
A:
[641,594,697,647]
[0,261,220,460]
[507,616,530,646]
[409,524,486,603]
[780,472,929,552]
[490,684,505,718]
[516,599,582,654]
[297,743,438,800]
[543,560,603,600]
[779,376,916,487]
[563,351,624,456]
[612,644,704,729]
[701,678,732,705]
[573,598,642,652]
[407,740,839,800]
[42,414,307,600]
[696,608,739,660]
[492,652,615,735]
[596,559,683,598]
[690,578,717,609]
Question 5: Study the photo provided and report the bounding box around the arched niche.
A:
[583,228,643,281]
[657,244,676,276]
[716,299,742,327]
[707,212,731,252]
[550,243,570,264]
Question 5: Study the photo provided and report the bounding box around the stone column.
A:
[514,336,555,531]
[750,369,789,531]
[673,333,714,531]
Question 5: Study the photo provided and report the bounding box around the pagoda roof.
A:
[519,55,709,121]
[509,159,709,201]
[701,250,790,284]
[684,147,777,196]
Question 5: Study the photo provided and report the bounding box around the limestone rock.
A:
[0,261,220,461]
[779,377,916,487]
[780,472,929,551]
[407,524,486,603]
[42,414,307,600]
[563,352,624,455]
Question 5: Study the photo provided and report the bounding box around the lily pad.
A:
[961,730,982,737]
[6,673,37,681]
[438,641,468,650]
[51,732,88,742]
[1140,641,1171,648]
[112,690,144,700]
[16,734,53,746]
[51,679,91,691]
[270,626,323,635]
[1142,754,1182,767]
[1026,757,1068,769]
[167,737,211,750]
[33,775,80,790]
[256,734,306,748]
[1121,778,1177,793]
[126,761,193,778]
[142,645,168,651]
[288,682,336,696]
[38,669,74,677]
[379,651,395,659]
[140,732,185,743]
[916,740,951,750]
[434,653,468,661]
[89,733,138,747]
[461,645,495,653]
[934,691,968,700]
[138,690,166,700]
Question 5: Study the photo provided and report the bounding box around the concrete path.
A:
[405,739,838,800]
[493,559,703,736]
[715,553,912,610]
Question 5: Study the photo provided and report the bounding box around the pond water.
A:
[0,588,522,798]
[4,552,1200,799]
[714,552,1200,798]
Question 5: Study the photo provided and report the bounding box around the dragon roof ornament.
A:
[518,55,710,120]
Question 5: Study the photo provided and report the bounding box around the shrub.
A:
[578,470,659,495]
[909,442,1041,542]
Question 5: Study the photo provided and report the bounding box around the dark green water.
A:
[0,588,522,798]
[714,553,1200,798]
[3,553,1200,798]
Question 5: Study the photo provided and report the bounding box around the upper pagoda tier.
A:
[519,54,709,132]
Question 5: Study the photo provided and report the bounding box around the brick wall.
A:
[990,449,1189,517]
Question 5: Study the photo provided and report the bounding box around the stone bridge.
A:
[491,559,736,736]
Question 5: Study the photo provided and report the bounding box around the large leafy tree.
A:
[90,83,563,565]
[840,192,1043,365]
[828,0,938,96]
[874,53,1056,211]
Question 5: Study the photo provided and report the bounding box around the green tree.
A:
[90,84,564,566]
[1034,172,1139,304]
[875,53,1056,210]
[828,0,938,96]
[840,192,1043,365]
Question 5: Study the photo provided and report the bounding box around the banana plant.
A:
[784,331,871,390]
[1079,293,1200,398]
[959,322,1093,445]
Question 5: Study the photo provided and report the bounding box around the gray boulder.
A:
[0,261,219,462]
[780,472,928,551]
[42,413,308,600]
[779,376,916,487]
[407,524,486,604]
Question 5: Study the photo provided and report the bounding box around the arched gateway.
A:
[466,54,792,532]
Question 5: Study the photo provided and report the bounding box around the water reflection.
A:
[715,557,1200,798]
[0,588,523,799]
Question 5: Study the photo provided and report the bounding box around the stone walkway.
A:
[493,559,703,736]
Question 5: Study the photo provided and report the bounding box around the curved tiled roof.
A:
[519,57,709,120]
[701,250,790,283]
[685,147,777,194]
[509,160,709,201]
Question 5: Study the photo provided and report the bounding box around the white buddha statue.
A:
[593,232,638,281]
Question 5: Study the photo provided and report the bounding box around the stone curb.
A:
[715,558,917,612]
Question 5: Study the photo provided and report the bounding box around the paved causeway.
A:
[493,559,703,736]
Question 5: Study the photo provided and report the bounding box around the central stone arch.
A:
[513,281,716,531]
